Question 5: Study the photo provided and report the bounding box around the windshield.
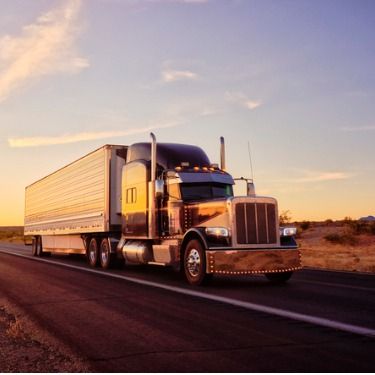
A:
[180,183,233,202]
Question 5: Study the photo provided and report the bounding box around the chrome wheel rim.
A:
[89,243,97,263]
[186,248,201,277]
[101,242,109,265]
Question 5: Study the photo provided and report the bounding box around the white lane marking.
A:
[1,248,375,338]
[298,279,375,293]
[304,266,374,276]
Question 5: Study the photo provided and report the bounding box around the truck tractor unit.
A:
[24,134,301,285]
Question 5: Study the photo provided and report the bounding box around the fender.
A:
[181,228,208,251]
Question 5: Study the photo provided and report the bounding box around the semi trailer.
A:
[24,134,301,285]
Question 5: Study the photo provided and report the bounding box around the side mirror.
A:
[155,179,164,199]
[247,182,256,197]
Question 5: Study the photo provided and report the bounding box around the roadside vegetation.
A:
[295,218,375,273]
[0,227,25,243]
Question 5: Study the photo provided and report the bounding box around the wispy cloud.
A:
[340,125,375,132]
[0,0,88,102]
[226,91,262,110]
[295,171,353,183]
[162,69,198,83]
[8,122,178,148]
[146,0,209,3]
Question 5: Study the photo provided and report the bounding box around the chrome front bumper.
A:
[205,248,301,275]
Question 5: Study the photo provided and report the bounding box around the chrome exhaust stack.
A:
[149,132,157,238]
[220,136,226,171]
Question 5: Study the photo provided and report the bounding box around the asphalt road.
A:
[0,242,374,372]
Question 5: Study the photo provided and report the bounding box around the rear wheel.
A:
[31,237,37,256]
[87,238,99,267]
[36,236,43,257]
[183,239,212,286]
[99,238,113,269]
[265,271,293,283]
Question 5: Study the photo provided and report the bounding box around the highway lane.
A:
[0,242,375,372]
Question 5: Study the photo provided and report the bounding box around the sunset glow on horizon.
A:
[1,0,374,225]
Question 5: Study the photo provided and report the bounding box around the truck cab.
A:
[118,135,300,285]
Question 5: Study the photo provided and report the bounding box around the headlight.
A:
[279,227,297,237]
[205,227,229,237]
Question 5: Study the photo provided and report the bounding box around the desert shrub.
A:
[300,221,311,231]
[324,232,358,245]
[369,222,375,235]
[279,210,291,225]
[325,219,334,226]
[351,221,369,234]
[343,216,353,224]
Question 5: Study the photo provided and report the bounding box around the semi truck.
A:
[24,134,301,285]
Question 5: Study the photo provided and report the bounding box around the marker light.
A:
[175,166,182,171]
[279,227,297,237]
[193,166,200,171]
[205,227,229,237]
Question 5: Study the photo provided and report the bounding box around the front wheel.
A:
[265,271,293,283]
[183,239,212,286]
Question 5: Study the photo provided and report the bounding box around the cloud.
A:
[340,125,375,132]
[146,0,209,3]
[295,171,353,183]
[8,122,179,148]
[0,0,88,102]
[162,69,198,83]
[226,91,262,110]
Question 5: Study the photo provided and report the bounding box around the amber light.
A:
[175,166,182,171]
[193,166,200,171]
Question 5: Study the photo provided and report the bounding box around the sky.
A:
[0,0,374,225]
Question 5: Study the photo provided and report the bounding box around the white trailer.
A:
[24,145,127,265]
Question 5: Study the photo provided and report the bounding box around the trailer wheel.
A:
[87,238,99,267]
[36,236,43,257]
[99,238,112,269]
[265,271,293,283]
[183,239,212,286]
[31,237,37,256]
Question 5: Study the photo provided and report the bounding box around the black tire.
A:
[31,237,37,256]
[183,239,212,286]
[265,271,293,283]
[99,238,113,269]
[87,237,99,267]
[35,236,50,257]
[36,236,43,257]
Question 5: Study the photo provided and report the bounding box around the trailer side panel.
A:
[24,145,125,236]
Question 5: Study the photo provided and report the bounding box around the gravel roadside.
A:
[0,301,90,372]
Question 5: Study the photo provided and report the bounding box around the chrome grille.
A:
[235,202,277,245]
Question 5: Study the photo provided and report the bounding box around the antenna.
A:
[247,140,254,182]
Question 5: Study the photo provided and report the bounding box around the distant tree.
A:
[279,210,292,225]
[343,216,353,225]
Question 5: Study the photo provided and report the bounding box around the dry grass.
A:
[298,221,375,273]
[0,226,29,244]
[6,319,27,341]
[0,302,90,372]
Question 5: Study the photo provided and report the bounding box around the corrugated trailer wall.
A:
[24,145,126,236]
